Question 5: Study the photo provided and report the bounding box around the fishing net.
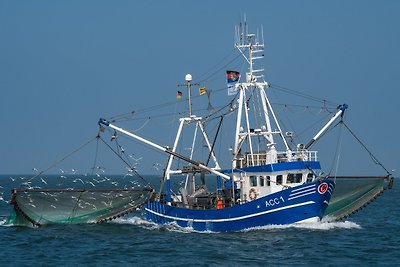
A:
[6,187,152,227]
[324,176,393,221]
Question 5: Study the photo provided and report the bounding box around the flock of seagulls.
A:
[0,157,161,213]
[4,162,160,189]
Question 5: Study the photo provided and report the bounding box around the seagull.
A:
[0,196,7,203]
[125,166,136,173]
[86,181,96,187]
[93,178,107,183]
[111,132,117,141]
[32,167,39,172]
[73,178,84,184]
[21,181,32,189]
[92,166,106,173]
[152,163,161,171]
[128,154,142,161]
[123,173,134,178]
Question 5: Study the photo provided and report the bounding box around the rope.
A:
[269,83,339,107]
[26,136,98,183]
[90,135,101,176]
[343,122,392,176]
[331,121,345,181]
[98,136,151,187]
[195,51,242,84]
[206,116,224,166]
[342,122,392,176]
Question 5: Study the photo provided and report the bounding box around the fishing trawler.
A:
[97,21,349,232]
[7,20,393,229]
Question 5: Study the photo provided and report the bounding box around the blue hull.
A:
[145,179,335,232]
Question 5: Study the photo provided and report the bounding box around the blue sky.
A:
[1,1,399,176]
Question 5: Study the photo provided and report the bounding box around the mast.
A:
[185,74,193,117]
[99,74,227,203]
[232,20,290,168]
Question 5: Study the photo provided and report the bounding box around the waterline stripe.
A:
[145,201,315,223]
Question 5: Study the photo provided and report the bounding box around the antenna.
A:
[235,19,265,82]
[178,74,199,117]
[185,74,193,117]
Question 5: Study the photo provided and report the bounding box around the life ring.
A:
[249,188,257,200]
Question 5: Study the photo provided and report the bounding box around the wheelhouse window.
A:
[307,173,314,182]
[287,173,303,184]
[276,175,283,185]
[294,173,303,183]
[287,173,294,184]
[266,176,271,186]
[250,176,257,186]
[259,176,265,187]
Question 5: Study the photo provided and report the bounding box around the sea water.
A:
[0,174,398,266]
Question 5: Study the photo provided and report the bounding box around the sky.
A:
[1,0,399,177]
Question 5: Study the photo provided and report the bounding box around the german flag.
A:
[199,87,207,95]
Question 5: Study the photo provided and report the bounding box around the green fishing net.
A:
[324,176,392,220]
[6,188,151,227]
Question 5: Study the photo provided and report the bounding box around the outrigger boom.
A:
[305,104,348,149]
[98,118,231,180]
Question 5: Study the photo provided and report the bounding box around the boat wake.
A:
[112,216,210,233]
[112,216,361,233]
[241,220,361,232]
[0,217,7,226]
[0,213,360,232]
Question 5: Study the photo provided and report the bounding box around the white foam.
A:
[113,216,153,227]
[112,216,216,233]
[242,220,361,232]
[111,215,361,233]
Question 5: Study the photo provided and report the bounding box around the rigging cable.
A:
[90,134,101,176]
[195,49,242,84]
[26,136,99,183]
[269,83,339,107]
[205,116,224,167]
[98,136,151,187]
[327,120,345,182]
[342,122,392,176]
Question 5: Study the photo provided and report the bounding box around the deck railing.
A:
[244,151,318,167]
